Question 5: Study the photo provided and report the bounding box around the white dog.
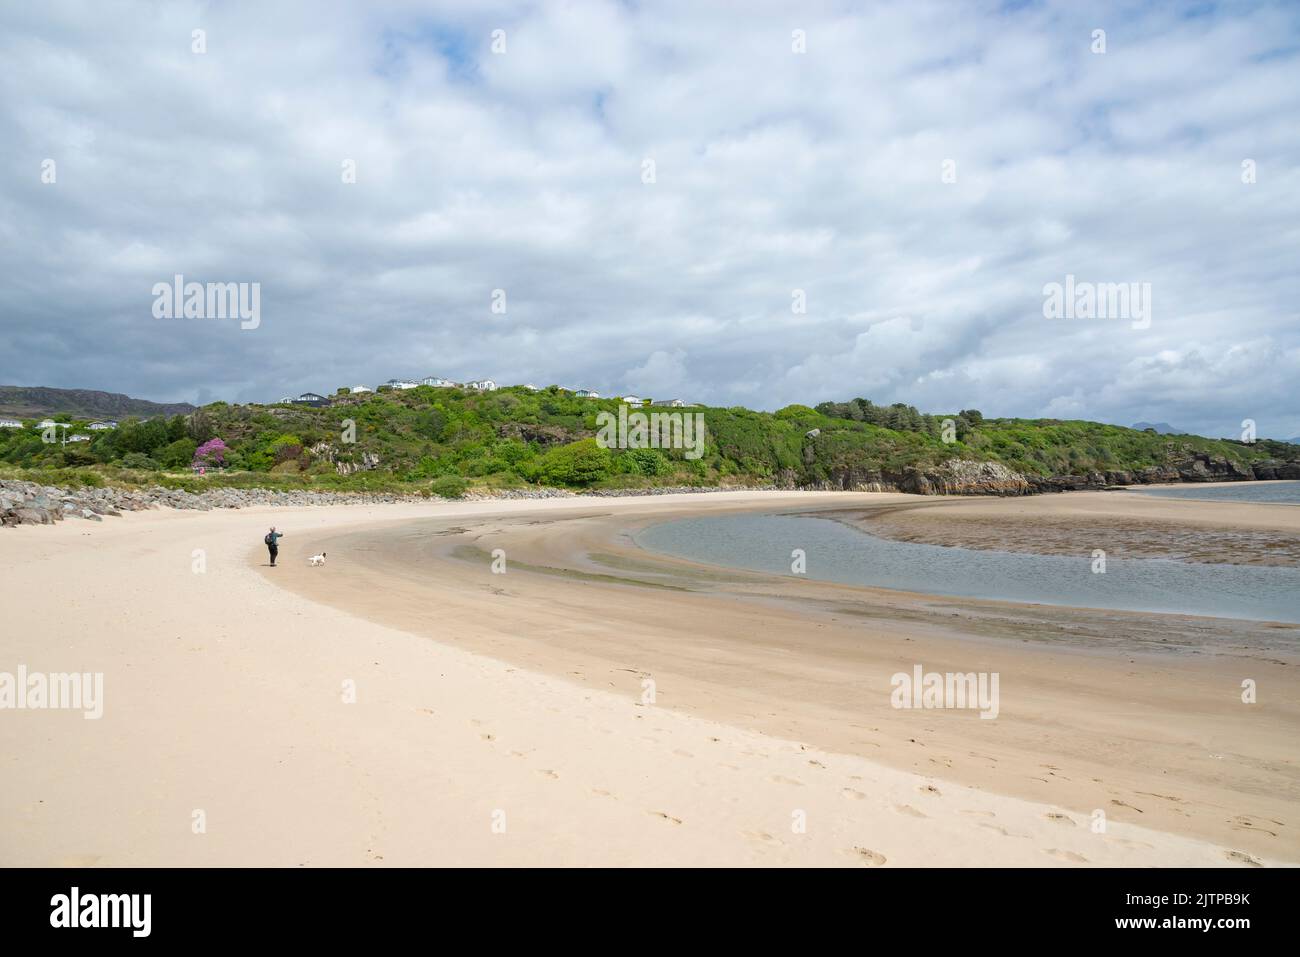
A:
[308,552,327,567]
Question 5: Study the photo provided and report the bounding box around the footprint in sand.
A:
[536,769,559,779]
[590,788,615,798]
[960,809,996,819]
[1230,816,1278,837]
[743,830,782,846]
[1044,812,1075,826]
[851,847,887,866]
[1046,848,1088,863]
[649,811,683,825]
[841,788,866,800]
[978,822,1012,836]
[672,749,694,759]
[480,733,495,742]
[1224,849,1263,867]
[893,804,928,818]
[1105,837,1153,850]
[767,775,804,787]
[919,784,942,796]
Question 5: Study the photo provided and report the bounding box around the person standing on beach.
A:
[265,526,283,566]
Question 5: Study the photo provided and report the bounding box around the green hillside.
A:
[1,385,1295,496]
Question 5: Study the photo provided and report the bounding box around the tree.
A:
[193,438,228,468]
[187,409,216,443]
[160,438,198,468]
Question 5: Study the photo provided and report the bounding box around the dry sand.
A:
[1,490,1296,866]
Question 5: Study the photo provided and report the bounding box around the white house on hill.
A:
[0,419,23,428]
[422,376,455,387]
[88,421,118,430]
[619,395,643,405]
[349,385,373,394]
[467,379,497,392]
[386,379,419,390]
[651,398,685,407]
[575,389,599,398]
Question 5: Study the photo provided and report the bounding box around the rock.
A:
[12,506,52,525]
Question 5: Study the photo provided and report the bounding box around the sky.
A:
[1,0,1297,438]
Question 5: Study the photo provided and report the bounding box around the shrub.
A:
[534,438,612,486]
[622,447,671,476]
[120,452,161,470]
[430,475,468,498]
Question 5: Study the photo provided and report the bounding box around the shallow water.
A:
[635,513,1300,623]
[1133,480,1300,504]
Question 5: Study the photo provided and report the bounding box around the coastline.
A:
[2,492,1296,866]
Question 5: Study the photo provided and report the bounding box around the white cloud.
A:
[0,0,1297,437]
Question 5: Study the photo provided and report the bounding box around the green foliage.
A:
[2,387,1296,495]
[533,439,612,486]
[621,447,672,476]
[120,452,161,470]
[430,475,469,499]
[159,438,199,468]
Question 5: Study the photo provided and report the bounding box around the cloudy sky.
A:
[1,0,1297,438]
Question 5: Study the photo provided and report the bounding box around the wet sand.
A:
[850,485,1300,565]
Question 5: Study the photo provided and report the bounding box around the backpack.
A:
[265,532,275,545]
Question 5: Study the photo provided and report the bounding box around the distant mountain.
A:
[1131,421,1184,434]
[0,386,196,421]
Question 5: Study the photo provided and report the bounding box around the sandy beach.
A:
[2,490,1297,866]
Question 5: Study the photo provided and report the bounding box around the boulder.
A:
[12,506,52,525]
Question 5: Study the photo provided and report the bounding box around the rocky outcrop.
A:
[307,442,381,476]
[1250,460,1300,481]
[495,423,579,447]
[809,459,1031,496]
[1025,454,1284,493]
